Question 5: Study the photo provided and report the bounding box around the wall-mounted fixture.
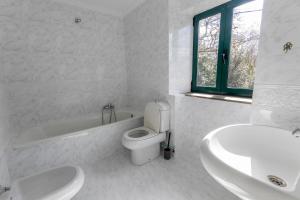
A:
[75,17,81,24]
[283,42,293,53]
[0,185,10,196]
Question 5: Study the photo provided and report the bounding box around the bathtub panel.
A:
[7,116,143,180]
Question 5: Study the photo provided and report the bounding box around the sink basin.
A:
[200,124,300,200]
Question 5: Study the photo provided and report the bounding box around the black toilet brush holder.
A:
[164,131,172,160]
[164,148,171,160]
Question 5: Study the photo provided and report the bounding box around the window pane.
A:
[227,0,263,89]
[197,13,221,87]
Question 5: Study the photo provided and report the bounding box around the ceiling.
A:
[55,0,147,17]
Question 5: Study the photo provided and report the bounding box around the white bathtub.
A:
[14,112,139,148]
[8,110,143,180]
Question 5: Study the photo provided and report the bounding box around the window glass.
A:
[197,13,221,87]
[227,0,264,89]
[192,0,264,97]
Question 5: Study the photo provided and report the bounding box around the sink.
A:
[200,124,300,200]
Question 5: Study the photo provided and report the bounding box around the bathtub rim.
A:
[12,110,143,149]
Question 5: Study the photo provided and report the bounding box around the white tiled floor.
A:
[73,150,239,200]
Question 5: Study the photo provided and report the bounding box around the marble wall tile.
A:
[254,0,300,86]
[123,2,251,200]
[174,95,251,200]
[168,1,253,199]
[0,75,11,188]
[0,0,129,188]
[124,0,169,110]
[168,0,300,138]
[168,0,229,94]
[252,0,300,129]
[0,0,128,135]
[0,153,10,187]
[123,0,177,146]
[0,84,11,187]
[0,0,15,183]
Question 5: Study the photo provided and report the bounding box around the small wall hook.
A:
[75,17,81,24]
[283,42,293,53]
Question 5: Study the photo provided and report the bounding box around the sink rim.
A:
[200,124,300,200]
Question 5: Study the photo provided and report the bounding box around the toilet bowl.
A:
[12,166,84,200]
[122,127,166,165]
[122,102,170,165]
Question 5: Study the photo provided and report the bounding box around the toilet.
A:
[4,166,84,200]
[122,101,170,165]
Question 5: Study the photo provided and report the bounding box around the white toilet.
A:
[3,166,84,200]
[122,101,170,165]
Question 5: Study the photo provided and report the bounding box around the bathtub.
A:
[14,111,139,147]
[8,110,143,180]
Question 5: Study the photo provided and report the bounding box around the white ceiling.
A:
[55,0,147,17]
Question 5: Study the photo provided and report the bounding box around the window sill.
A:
[185,92,252,104]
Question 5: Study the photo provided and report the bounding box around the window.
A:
[192,0,263,97]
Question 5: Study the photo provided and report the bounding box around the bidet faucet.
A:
[292,128,300,137]
[0,185,10,196]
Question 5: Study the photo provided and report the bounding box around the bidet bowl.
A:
[200,124,300,200]
[16,166,85,200]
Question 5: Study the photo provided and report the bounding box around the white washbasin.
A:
[200,124,300,200]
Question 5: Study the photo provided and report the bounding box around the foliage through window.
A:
[192,0,263,97]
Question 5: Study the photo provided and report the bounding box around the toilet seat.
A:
[124,127,158,141]
[122,127,166,150]
[16,166,84,200]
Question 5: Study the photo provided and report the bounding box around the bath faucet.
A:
[0,185,10,196]
[103,103,114,110]
[102,103,117,125]
[292,128,300,137]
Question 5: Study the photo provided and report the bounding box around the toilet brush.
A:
[164,131,172,160]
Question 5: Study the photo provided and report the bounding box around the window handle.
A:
[222,51,227,65]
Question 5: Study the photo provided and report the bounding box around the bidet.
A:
[1,166,84,200]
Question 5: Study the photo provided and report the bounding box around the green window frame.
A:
[192,0,261,97]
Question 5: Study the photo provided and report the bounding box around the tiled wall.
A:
[124,0,169,110]
[175,96,251,200]
[170,0,300,199]
[169,0,228,94]
[0,0,19,188]
[169,0,251,199]
[1,0,127,136]
[251,0,300,130]
[0,84,10,188]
